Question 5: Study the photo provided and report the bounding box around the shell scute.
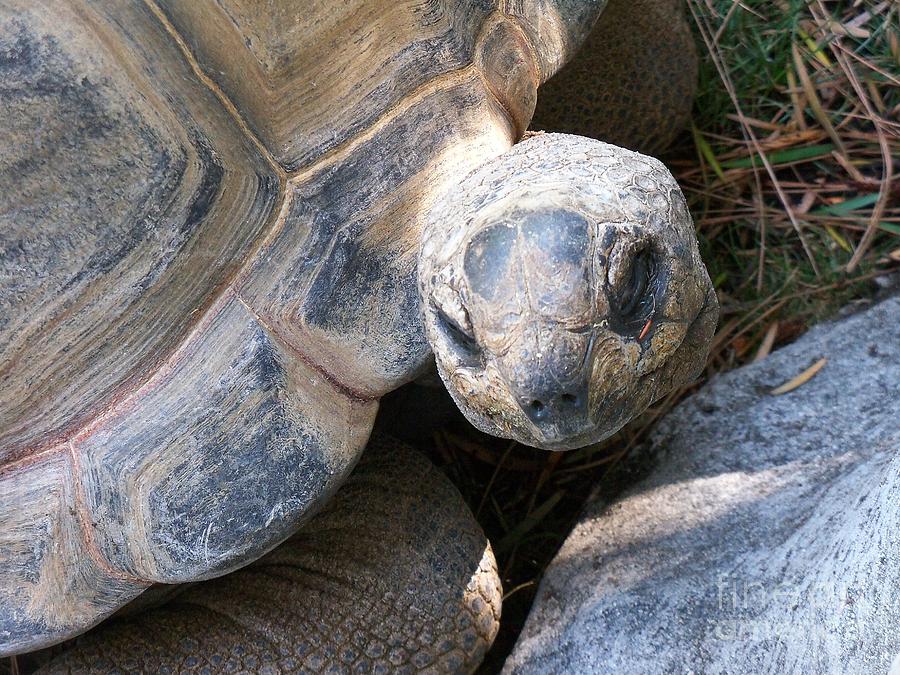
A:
[77,294,376,583]
[154,0,499,170]
[0,452,145,657]
[0,0,281,462]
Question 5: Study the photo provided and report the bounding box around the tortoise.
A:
[0,0,717,671]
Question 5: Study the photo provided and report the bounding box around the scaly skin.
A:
[38,438,501,674]
[531,0,698,155]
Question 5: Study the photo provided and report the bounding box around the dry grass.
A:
[685,0,899,375]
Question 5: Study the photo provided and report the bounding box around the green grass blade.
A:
[721,143,835,169]
[496,491,564,553]
[812,193,881,216]
[693,125,727,182]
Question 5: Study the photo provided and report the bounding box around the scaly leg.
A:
[532,0,698,155]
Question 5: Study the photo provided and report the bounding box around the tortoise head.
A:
[419,134,718,450]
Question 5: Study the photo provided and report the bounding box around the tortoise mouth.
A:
[637,283,715,379]
[431,282,717,452]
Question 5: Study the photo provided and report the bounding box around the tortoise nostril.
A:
[522,391,586,425]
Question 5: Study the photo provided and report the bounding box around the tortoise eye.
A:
[620,250,650,315]
[615,248,656,329]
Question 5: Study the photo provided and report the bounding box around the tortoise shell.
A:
[0,0,601,655]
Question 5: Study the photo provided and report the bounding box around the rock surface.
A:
[506,296,900,674]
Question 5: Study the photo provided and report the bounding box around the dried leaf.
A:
[753,322,779,363]
[798,26,833,67]
[797,190,818,215]
[770,357,828,395]
[792,43,850,162]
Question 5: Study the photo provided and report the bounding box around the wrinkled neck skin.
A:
[503,0,607,81]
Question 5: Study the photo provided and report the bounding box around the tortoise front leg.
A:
[39,438,501,674]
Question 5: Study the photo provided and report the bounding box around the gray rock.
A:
[506,296,900,674]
